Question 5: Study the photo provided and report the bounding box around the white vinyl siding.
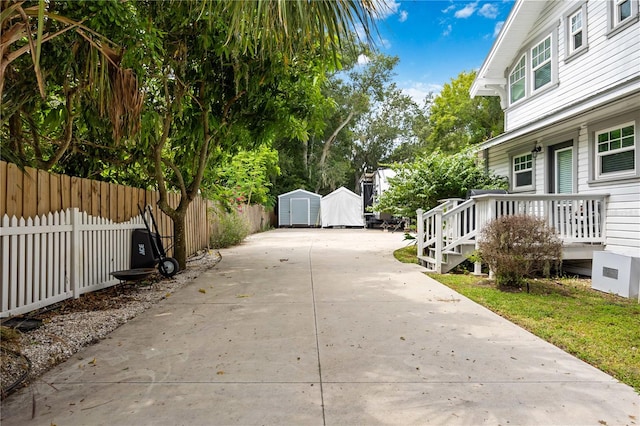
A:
[509,55,526,104]
[532,36,552,91]
[484,110,640,256]
[596,122,636,178]
[505,1,639,131]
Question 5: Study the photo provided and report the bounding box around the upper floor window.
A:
[507,30,557,106]
[616,0,632,23]
[513,153,533,190]
[608,0,639,35]
[596,122,636,178]
[509,55,526,104]
[531,36,552,91]
[565,3,588,59]
[569,10,583,52]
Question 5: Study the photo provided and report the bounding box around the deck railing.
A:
[417,193,609,273]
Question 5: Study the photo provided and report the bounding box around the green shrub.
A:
[478,215,562,289]
[210,209,250,248]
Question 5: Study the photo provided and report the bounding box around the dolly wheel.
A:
[159,257,179,277]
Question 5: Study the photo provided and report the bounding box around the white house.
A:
[417,0,639,279]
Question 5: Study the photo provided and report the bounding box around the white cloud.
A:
[398,10,408,22]
[357,54,371,65]
[442,24,452,37]
[455,2,478,19]
[442,4,456,14]
[375,0,401,20]
[493,21,504,37]
[478,3,499,19]
[401,82,443,105]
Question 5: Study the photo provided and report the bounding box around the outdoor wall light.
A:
[531,145,542,158]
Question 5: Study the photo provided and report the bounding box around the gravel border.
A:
[1,250,221,398]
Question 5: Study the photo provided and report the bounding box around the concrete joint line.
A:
[308,240,327,426]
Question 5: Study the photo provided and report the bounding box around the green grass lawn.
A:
[393,245,640,393]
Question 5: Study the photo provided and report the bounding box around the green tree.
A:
[375,149,508,218]
[427,70,503,153]
[206,145,281,209]
[136,0,382,268]
[312,50,417,193]
[1,0,145,177]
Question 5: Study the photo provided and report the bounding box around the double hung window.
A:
[513,153,533,190]
[569,9,583,53]
[509,55,526,104]
[596,123,636,178]
[531,36,552,91]
[615,0,632,23]
[608,0,639,34]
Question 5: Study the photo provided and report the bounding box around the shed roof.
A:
[277,188,321,199]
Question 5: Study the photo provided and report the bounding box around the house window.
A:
[596,122,636,177]
[569,9,583,52]
[509,55,526,104]
[608,0,639,34]
[513,153,533,189]
[616,0,632,22]
[531,36,552,91]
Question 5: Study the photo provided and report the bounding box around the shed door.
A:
[290,198,310,225]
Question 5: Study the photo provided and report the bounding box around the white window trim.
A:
[506,28,558,107]
[565,3,588,60]
[531,35,553,93]
[509,54,526,105]
[607,0,639,37]
[555,147,574,194]
[512,152,535,192]
[595,121,636,180]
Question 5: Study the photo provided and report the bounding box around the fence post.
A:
[416,209,423,258]
[70,207,81,298]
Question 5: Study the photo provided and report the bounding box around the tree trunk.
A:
[171,212,187,268]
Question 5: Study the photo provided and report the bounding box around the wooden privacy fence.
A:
[0,160,210,257]
[1,208,147,317]
[0,161,275,317]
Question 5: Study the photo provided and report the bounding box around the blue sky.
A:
[369,0,515,105]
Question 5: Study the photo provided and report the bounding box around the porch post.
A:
[435,209,443,274]
[416,209,424,258]
[473,198,483,276]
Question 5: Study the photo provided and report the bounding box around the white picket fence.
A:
[1,208,146,318]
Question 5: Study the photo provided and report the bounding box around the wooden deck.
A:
[416,193,609,274]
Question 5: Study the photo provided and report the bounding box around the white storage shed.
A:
[278,189,322,227]
[321,187,364,228]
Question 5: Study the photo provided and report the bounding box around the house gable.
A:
[472,0,640,133]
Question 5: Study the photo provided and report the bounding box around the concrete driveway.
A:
[2,228,638,425]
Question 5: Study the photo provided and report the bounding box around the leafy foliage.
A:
[375,149,508,218]
[311,50,423,194]
[426,70,503,153]
[209,208,250,249]
[477,215,563,288]
[206,145,281,209]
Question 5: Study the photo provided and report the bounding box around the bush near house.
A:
[477,215,562,289]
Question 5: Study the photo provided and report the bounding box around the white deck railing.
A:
[417,194,609,273]
[1,208,146,317]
